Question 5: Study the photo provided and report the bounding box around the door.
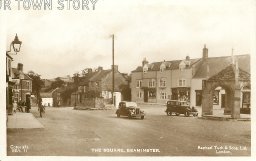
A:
[144,88,148,102]
[221,94,225,108]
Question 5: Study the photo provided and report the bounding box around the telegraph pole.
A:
[112,34,115,105]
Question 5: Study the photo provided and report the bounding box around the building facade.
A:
[131,46,250,111]
[131,57,199,104]
[11,63,32,104]
[75,65,129,107]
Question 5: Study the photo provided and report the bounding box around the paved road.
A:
[7,105,251,156]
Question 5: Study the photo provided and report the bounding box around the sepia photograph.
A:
[1,0,255,160]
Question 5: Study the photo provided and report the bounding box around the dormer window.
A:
[160,63,166,72]
[143,64,148,73]
[179,61,186,71]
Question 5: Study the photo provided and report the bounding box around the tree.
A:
[119,84,131,101]
[50,77,65,89]
[28,71,44,104]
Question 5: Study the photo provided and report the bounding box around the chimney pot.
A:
[17,63,23,72]
[203,45,208,60]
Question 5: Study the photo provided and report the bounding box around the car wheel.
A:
[175,113,180,116]
[185,112,190,117]
[167,111,172,116]
[141,116,144,120]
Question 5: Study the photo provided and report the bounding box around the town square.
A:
[1,0,255,159]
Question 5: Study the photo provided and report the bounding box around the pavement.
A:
[7,111,44,129]
[199,108,251,121]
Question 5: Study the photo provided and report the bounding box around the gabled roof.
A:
[78,72,97,86]
[40,88,58,98]
[208,65,250,81]
[132,59,200,72]
[193,55,250,79]
[89,70,111,82]
[12,68,32,80]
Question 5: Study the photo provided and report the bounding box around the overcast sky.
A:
[4,0,256,79]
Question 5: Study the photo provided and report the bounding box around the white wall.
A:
[42,98,53,107]
[190,79,203,107]
[114,92,121,108]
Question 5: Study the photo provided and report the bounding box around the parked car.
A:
[165,100,198,117]
[116,101,145,119]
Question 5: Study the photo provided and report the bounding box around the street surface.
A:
[7,105,251,156]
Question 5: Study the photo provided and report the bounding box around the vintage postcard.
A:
[0,0,255,161]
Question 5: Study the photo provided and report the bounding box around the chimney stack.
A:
[203,44,208,60]
[17,63,23,72]
[98,66,103,71]
[111,65,118,72]
[142,58,148,67]
[88,68,92,74]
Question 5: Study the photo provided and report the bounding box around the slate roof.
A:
[132,59,200,72]
[12,68,32,80]
[193,55,250,79]
[208,65,250,81]
[40,88,58,98]
[89,70,112,82]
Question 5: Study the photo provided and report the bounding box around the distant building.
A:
[40,88,58,107]
[74,65,129,107]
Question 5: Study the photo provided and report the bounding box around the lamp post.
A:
[6,34,22,115]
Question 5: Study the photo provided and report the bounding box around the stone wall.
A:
[74,97,105,110]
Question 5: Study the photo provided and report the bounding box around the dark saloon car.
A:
[116,101,145,119]
[165,100,198,117]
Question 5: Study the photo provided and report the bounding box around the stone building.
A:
[73,65,129,107]
[131,57,200,104]
[130,45,250,114]
[12,63,32,103]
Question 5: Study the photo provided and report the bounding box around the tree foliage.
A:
[119,84,131,101]
[28,71,44,96]
[50,77,65,90]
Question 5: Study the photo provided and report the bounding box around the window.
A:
[26,81,30,89]
[178,79,186,87]
[148,79,155,88]
[160,91,167,99]
[136,80,142,88]
[159,78,166,87]
[137,90,142,98]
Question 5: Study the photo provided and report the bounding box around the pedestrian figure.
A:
[13,101,17,113]
[38,98,45,118]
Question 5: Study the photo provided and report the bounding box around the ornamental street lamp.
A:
[6,33,22,54]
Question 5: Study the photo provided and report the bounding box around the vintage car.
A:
[116,101,145,119]
[165,100,198,117]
